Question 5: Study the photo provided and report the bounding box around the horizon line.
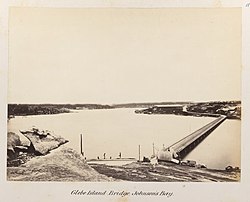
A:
[7,100,241,105]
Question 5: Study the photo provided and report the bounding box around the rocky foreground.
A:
[7,129,114,181]
[7,146,114,181]
[7,128,68,166]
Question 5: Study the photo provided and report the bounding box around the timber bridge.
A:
[158,115,227,162]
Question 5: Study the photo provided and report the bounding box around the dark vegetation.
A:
[8,104,70,117]
[8,104,113,117]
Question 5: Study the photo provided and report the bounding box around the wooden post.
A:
[80,134,83,156]
[138,145,141,162]
[152,143,155,157]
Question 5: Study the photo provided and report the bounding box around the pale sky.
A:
[8,8,241,104]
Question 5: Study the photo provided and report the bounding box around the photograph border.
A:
[1,1,250,202]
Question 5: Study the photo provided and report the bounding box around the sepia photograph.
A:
[7,7,241,184]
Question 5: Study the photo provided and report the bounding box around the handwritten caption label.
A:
[71,190,174,198]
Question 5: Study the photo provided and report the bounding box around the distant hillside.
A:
[112,101,193,108]
[8,104,113,117]
[135,101,241,119]
[8,101,241,117]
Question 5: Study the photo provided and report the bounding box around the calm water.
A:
[8,108,240,169]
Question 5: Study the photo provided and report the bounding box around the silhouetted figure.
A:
[110,156,112,159]
[103,153,106,159]
[119,152,122,158]
[97,156,99,160]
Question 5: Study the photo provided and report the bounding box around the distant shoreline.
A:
[8,100,241,120]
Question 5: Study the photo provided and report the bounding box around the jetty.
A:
[158,115,227,162]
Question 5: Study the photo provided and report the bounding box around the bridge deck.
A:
[166,115,227,159]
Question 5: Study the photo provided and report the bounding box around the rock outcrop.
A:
[7,147,114,181]
[20,128,68,155]
[7,128,68,167]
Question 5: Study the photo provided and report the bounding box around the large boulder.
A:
[20,128,68,155]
